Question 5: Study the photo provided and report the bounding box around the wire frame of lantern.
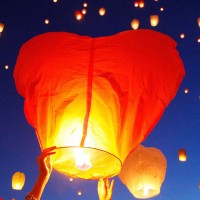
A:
[12,172,26,190]
[118,145,167,199]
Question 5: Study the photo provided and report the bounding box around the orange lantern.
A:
[139,0,145,8]
[150,15,159,26]
[119,145,167,199]
[99,7,106,16]
[14,30,184,179]
[75,10,83,20]
[12,172,25,190]
[0,23,4,36]
[197,17,200,28]
[178,148,187,161]
[134,0,139,7]
[131,19,140,30]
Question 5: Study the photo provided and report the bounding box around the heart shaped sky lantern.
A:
[14,30,184,179]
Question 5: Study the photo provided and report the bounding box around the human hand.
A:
[98,178,114,200]
[37,146,56,178]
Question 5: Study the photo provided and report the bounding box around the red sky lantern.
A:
[14,30,184,179]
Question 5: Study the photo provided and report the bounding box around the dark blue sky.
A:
[0,0,200,199]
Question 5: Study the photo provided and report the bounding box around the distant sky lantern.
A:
[12,172,25,190]
[78,191,82,196]
[53,0,58,2]
[139,0,145,8]
[14,30,184,180]
[119,145,167,199]
[82,8,87,15]
[180,33,185,39]
[131,19,140,30]
[150,15,159,26]
[99,7,106,16]
[197,17,200,28]
[184,88,189,93]
[69,177,73,181]
[75,11,83,20]
[134,0,139,7]
[83,2,88,7]
[197,37,200,43]
[160,7,164,11]
[44,19,49,24]
[178,149,187,161]
[4,65,9,70]
[0,22,4,36]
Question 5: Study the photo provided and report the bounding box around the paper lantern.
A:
[134,0,139,7]
[12,172,25,190]
[131,19,140,30]
[0,23,4,36]
[14,30,184,179]
[99,7,106,16]
[178,149,186,161]
[150,15,159,26]
[75,11,83,20]
[197,17,200,28]
[139,0,145,8]
[119,145,167,199]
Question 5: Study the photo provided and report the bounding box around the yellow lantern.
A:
[139,0,145,8]
[119,145,167,199]
[131,19,140,30]
[99,7,106,16]
[178,148,186,161]
[150,15,159,27]
[12,172,26,190]
[0,23,4,36]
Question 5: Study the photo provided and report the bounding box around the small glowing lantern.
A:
[44,19,49,24]
[134,0,139,7]
[180,33,185,39]
[99,7,106,16]
[53,0,58,2]
[160,7,164,12]
[82,9,87,15]
[197,17,200,28]
[131,19,140,30]
[119,145,167,199]
[78,191,82,195]
[197,37,200,43]
[75,11,83,20]
[139,0,145,8]
[12,172,25,190]
[150,15,159,27]
[184,88,189,94]
[178,149,187,161]
[4,65,9,70]
[69,177,73,181]
[14,30,184,180]
[0,23,5,36]
[83,2,88,7]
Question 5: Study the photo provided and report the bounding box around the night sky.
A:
[0,0,200,199]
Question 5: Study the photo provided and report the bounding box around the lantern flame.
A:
[73,148,92,171]
[143,187,149,196]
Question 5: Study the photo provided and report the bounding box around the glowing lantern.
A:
[83,2,87,8]
[119,145,167,199]
[160,7,164,12]
[180,33,185,39]
[0,23,4,36]
[197,17,200,28]
[75,11,83,20]
[150,15,159,27]
[131,19,140,30]
[78,191,82,195]
[12,172,25,190]
[139,0,145,8]
[198,37,200,43]
[134,0,139,7]
[69,177,73,181]
[184,88,189,94]
[178,149,187,161]
[4,65,9,70]
[82,9,87,15]
[44,19,49,24]
[14,30,184,180]
[99,7,106,16]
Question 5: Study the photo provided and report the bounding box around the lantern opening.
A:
[143,187,149,196]
[51,146,121,179]
[73,148,92,171]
